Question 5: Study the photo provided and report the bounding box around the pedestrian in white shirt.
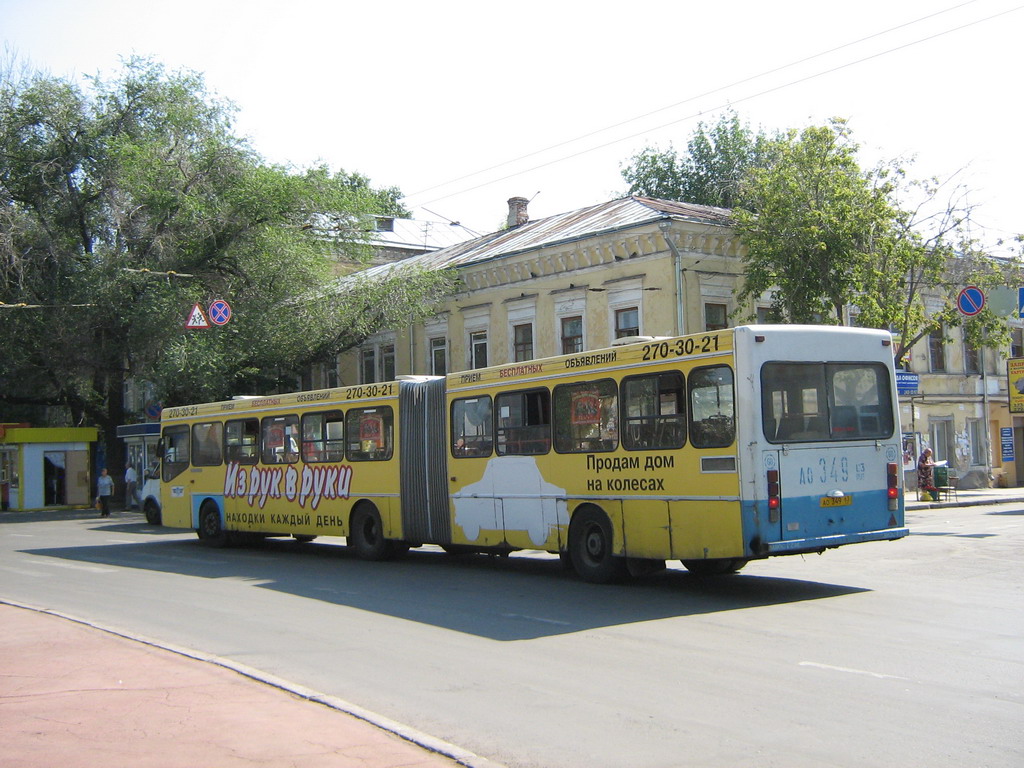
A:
[124,462,139,511]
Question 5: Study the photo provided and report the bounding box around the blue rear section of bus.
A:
[740,489,907,558]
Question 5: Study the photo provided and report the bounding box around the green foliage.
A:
[621,109,773,208]
[735,119,889,323]
[733,119,1022,365]
[0,57,453,454]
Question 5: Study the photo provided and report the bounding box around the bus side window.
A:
[225,418,259,464]
[496,388,550,455]
[191,422,224,466]
[261,415,300,464]
[345,407,394,461]
[451,397,493,458]
[622,372,685,451]
[553,379,618,453]
[689,365,735,448]
[302,410,344,462]
[162,425,190,482]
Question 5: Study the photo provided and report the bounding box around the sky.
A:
[2,0,1022,250]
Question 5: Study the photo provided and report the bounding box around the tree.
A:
[734,119,1021,365]
[0,57,455,466]
[620,109,773,209]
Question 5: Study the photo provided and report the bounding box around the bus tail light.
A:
[886,462,900,511]
[767,469,781,522]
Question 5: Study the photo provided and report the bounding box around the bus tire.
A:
[681,558,748,576]
[143,500,161,526]
[569,507,628,584]
[197,501,228,548]
[349,504,394,561]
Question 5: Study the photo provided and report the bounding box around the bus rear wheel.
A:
[569,508,628,584]
[681,558,748,576]
[349,504,396,561]
[197,502,228,548]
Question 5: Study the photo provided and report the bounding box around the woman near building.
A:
[917,448,937,496]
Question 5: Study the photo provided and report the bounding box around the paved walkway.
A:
[3,487,1021,767]
[0,601,495,768]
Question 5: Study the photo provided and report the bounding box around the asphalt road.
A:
[1,503,1021,768]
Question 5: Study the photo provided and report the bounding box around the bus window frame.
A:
[451,396,494,458]
[553,378,619,453]
[345,406,394,462]
[688,364,736,449]
[621,371,686,451]
[191,421,224,467]
[761,361,894,443]
[495,387,551,456]
[225,418,259,465]
[261,414,300,465]
[301,410,345,463]
[161,425,190,482]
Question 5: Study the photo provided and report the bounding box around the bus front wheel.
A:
[569,508,628,584]
[349,504,395,561]
[197,502,228,548]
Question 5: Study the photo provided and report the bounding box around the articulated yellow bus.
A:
[146,325,908,582]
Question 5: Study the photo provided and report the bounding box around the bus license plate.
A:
[820,495,852,508]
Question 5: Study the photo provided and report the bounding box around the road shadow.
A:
[20,531,869,641]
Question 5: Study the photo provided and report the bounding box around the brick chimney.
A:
[506,196,529,228]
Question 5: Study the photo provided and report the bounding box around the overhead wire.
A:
[405,1,1023,210]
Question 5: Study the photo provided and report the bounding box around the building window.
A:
[513,323,534,362]
[929,328,946,372]
[1013,328,1023,358]
[964,342,981,374]
[967,418,985,466]
[507,298,537,361]
[614,307,640,339]
[381,344,395,381]
[470,330,488,369]
[561,316,583,354]
[360,341,395,383]
[321,361,339,389]
[705,303,728,331]
[756,306,773,324]
[430,337,447,376]
[360,348,376,384]
[930,420,952,464]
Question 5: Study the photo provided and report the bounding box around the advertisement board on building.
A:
[1008,358,1024,413]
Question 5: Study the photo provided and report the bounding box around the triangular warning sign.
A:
[185,303,211,329]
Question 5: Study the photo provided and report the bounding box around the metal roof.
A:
[370,216,475,252]
[346,196,734,283]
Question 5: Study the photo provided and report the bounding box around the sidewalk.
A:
[903,483,1024,511]
[0,602,496,768]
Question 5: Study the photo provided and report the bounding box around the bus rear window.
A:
[762,362,894,443]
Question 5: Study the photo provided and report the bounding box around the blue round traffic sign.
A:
[957,286,985,317]
[208,299,232,326]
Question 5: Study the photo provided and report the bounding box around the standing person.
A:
[124,462,138,511]
[96,468,114,517]
[917,448,936,495]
